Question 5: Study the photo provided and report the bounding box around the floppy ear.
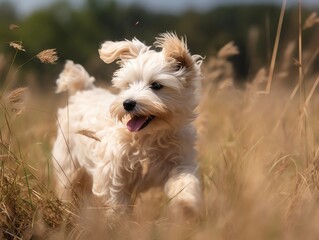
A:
[99,38,147,64]
[155,32,194,69]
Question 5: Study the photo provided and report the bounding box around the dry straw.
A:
[76,129,101,142]
[264,0,286,94]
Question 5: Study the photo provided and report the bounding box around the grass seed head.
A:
[303,12,319,30]
[9,41,25,52]
[217,41,239,59]
[36,49,58,64]
[6,87,29,116]
[9,24,19,30]
[77,129,101,142]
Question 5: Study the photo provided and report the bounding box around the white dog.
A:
[52,32,202,218]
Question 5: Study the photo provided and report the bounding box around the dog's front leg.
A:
[91,166,133,216]
[164,164,202,218]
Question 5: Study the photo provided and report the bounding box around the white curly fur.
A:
[52,32,203,217]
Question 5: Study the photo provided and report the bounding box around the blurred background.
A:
[0,0,319,90]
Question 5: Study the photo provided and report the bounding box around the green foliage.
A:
[0,0,318,87]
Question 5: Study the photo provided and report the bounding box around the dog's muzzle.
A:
[123,99,155,132]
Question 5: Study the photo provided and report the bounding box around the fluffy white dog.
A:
[52,32,202,217]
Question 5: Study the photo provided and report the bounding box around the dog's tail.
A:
[56,60,95,95]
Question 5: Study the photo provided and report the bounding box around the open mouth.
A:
[126,115,155,132]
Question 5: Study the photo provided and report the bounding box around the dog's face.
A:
[99,33,202,134]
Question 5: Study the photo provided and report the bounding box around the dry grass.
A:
[2,9,319,239]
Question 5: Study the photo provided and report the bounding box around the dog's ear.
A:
[99,38,147,64]
[155,32,194,70]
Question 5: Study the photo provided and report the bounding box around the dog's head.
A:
[99,32,202,134]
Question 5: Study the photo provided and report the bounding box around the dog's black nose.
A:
[123,99,136,111]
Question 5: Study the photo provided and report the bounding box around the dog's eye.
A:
[150,82,163,90]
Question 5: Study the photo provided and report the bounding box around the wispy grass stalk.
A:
[298,0,309,166]
[264,0,286,94]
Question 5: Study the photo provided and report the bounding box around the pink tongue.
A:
[127,116,148,132]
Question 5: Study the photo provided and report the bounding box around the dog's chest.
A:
[127,142,180,188]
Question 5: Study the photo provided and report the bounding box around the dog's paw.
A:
[179,200,199,219]
[169,199,202,223]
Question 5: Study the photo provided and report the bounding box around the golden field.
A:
[2,10,319,240]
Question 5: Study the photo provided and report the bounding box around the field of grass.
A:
[2,8,319,240]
